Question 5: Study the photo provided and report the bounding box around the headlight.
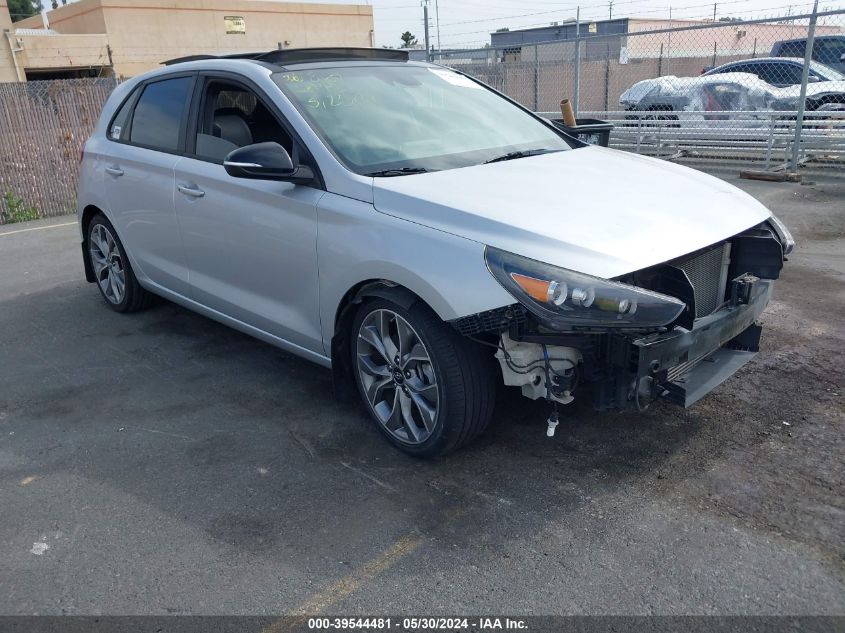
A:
[768,214,795,255]
[485,247,686,329]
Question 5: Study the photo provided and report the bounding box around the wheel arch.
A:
[329,279,427,403]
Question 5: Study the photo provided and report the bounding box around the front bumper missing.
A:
[633,278,773,407]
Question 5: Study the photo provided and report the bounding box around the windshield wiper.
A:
[483,148,560,164]
[365,167,430,177]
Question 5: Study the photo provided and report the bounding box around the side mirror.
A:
[840,52,845,62]
[224,142,314,184]
[807,75,821,83]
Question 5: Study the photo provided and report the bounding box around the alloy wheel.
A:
[356,309,439,445]
[89,223,126,305]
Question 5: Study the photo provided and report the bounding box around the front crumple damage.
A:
[452,221,788,412]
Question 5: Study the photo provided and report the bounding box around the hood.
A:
[371,147,772,279]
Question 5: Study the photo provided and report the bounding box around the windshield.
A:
[273,64,571,175]
[810,60,844,81]
[816,39,845,67]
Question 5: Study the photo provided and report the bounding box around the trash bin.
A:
[551,118,613,147]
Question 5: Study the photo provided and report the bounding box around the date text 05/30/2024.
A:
[307,617,529,630]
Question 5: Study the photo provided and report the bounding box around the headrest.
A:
[213,110,253,148]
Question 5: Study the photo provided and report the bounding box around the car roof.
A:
[715,57,805,66]
[163,47,412,70]
[775,34,845,44]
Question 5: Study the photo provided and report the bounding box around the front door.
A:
[173,75,324,354]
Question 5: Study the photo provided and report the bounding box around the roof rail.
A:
[163,47,409,67]
[163,52,264,65]
[254,47,409,64]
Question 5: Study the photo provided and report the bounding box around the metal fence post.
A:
[666,7,672,76]
[790,0,819,172]
[573,6,581,116]
[534,45,539,111]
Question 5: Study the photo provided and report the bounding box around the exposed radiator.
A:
[675,243,731,318]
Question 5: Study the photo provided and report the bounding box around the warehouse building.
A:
[1,0,374,82]
[491,17,843,63]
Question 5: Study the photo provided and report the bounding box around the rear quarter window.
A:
[776,41,806,57]
[108,91,136,141]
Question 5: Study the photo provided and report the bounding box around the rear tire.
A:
[351,296,496,458]
[87,213,153,313]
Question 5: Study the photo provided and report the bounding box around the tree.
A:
[400,31,418,48]
[7,0,37,21]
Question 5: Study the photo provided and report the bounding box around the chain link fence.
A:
[1,13,844,224]
[445,8,845,179]
[0,78,117,225]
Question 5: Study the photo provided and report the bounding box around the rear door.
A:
[172,72,325,354]
[102,73,196,296]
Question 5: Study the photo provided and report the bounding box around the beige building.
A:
[1,1,19,81]
[1,0,374,81]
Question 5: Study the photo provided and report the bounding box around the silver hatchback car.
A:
[77,48,793,457]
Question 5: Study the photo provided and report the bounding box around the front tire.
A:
[87,213,152,313]
[351,296,496,457]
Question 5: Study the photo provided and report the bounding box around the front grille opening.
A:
[622,242,732,329]
[675,243,732,318]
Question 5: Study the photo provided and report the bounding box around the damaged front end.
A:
[454,219,791,413]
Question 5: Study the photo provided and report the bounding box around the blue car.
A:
[771,35,845,73]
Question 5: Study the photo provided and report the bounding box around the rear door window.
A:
[724,63,752,75]
[777,41,806,57]
[760,63,802,85]
[129,76,194,152]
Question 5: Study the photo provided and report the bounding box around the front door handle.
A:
[105,166,124,177]
[177,184,205,198]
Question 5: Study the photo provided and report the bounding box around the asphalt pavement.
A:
[0,177,843,616]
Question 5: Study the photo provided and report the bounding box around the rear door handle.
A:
[177,184,205,198]
[105,166,124,177]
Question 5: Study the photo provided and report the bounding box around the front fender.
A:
[317,193,514,358]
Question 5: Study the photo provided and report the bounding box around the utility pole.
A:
[713,3,717,21]
[435,0,442,61]
[608,0,613,20]
[422,0,431,62]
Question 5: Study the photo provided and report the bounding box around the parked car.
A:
[77,48,793,456]
[771,35,845,73]
[620,72,845,119]
[703,57,844,87]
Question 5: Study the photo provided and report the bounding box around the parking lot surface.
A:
[1,178,843,615]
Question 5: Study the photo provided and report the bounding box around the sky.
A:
[306,0,845,48]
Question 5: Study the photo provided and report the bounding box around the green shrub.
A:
[1,191,40,224]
